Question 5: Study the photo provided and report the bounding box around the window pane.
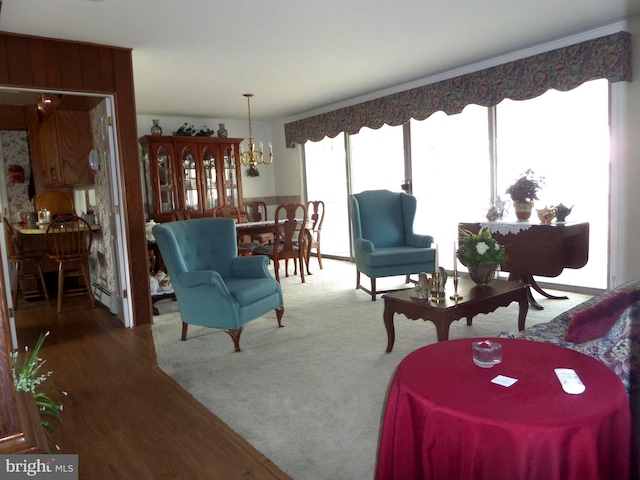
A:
[496,79,609,288]
[349,125,405,194]
[305,134,351,257]
[411,105,491,269]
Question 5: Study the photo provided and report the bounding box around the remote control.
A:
[554,368,586,394]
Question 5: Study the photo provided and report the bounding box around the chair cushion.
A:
[224,277,279,306]
[363,246,434,268]
[252,244,298,256]
[565,289,640,343]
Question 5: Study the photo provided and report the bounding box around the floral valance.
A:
[285,31,631,147]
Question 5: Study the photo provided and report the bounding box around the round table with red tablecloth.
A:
[375,338,630,480]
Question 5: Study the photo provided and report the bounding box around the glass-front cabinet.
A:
[224,146,239,207]
[202,147,218,210]
[177,144,199,212]
[139,135,244,222]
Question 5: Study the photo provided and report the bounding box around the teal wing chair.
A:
[350,190,436,300]
[152,218,284,352]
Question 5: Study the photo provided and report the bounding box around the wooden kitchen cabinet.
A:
[140,135,244,222]
[28,108,94,189]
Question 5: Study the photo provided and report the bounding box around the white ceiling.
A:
[0,0,637,121]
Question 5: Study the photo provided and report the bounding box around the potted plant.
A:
[505,169,545,220]
[457,228,508,286]
[11,332,63,431]
[173,123,197,136]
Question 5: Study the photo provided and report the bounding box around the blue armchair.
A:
[350,190,436,300]
[152,218,284,352]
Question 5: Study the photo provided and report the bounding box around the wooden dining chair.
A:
[253,203,307,283]
[45,214,95,313]
[213,206,256,256]
[306,200,325,272]
[245,201,274,245]
[34,190,75,217]
[171,210,190,221]
[3,218,49,309]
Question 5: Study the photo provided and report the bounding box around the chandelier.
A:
[234,94,273,175]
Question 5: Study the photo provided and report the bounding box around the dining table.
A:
[235,219,314,273]
[376,338,631,480]
[14,222,102,273]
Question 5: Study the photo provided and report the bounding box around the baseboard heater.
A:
[91,282,118,314]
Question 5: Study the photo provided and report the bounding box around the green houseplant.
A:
[457,228,508,286]
[505,169,545,220]
[11,332,63,431]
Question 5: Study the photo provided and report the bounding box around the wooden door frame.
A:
[0,31,152,452]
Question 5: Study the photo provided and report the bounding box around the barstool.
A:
[3,218,49,309]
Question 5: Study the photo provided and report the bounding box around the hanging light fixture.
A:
[233,94,273,176]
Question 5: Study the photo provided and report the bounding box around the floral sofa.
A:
[500,278,640,395]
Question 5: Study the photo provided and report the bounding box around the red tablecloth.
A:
[376,338,630,480]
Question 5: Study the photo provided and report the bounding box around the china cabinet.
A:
[139,135,244,222]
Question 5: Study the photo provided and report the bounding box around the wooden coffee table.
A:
[383,277,528,352]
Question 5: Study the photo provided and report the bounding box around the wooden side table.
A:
[458,222,589,310]
[382,277,528,351]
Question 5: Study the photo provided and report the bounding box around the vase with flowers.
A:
[457,228,508,286]
[505,169,545,221]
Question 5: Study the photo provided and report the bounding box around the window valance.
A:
[285,31,631,147]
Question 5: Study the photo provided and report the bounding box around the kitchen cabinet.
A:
[139,135,244,222]
[28,109,94,188]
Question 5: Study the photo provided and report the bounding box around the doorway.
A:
[0,89,132,343]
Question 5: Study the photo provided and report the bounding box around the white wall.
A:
[610,16,640,286]
[270,118,305,197]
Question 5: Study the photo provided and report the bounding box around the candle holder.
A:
[450,270,463,301]
[430,271,446,302]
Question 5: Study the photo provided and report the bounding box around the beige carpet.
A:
[151,258,592,480]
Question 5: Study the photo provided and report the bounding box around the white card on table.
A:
[491,375,518,387]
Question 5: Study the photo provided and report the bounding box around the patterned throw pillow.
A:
[565,289,640,343]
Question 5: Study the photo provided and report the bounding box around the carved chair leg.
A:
[57,262,65,313]
[224,327,244,352]
[275,306,285,327]
[299,253,305,284]
[274,260,281,283]
[181,322,189,341]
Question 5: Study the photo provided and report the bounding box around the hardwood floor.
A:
[14,298,291,480]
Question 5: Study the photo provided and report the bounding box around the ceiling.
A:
[0,0,637,121]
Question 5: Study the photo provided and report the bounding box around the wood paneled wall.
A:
[0,32,152,451]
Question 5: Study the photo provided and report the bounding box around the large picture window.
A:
[304,79,609,289]
[496,79,609,288]
[411,105,491,269]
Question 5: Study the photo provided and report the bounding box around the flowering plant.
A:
[456,228,508,268]
[11,332,63,431]
[505,169,545,203]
